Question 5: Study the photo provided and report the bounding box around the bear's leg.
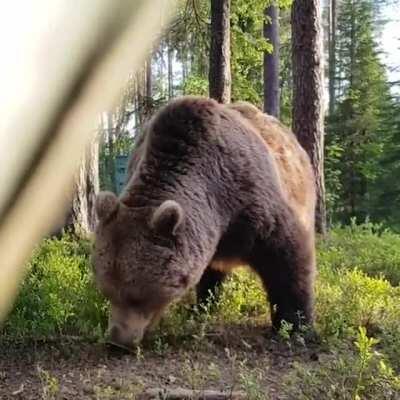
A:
[196,266,226,309]
[251,234,315,332]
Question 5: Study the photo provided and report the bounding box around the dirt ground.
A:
[0,325,322,399]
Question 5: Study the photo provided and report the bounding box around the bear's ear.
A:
[151,200,184,236]
[95,191,120,222]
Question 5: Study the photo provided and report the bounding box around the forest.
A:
[1,0,400,399]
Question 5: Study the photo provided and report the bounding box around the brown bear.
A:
[93,96,316,348]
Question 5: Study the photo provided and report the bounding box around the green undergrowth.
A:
[1,235,107,340]
[1,224,400,397]
[283,326,400,399]
[319,221,400,286]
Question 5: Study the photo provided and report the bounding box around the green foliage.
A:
[2,235,107,339]
[353,326,381,399]
[168,0,293,107]
[316,266,399,339]
[238,367,264,400]
[326,0,397,226]
[230,0,271,105]
[277,8,293,126]
[182,75,209,96]
[284,336,400,399]
[318,221,400,286]
[3,225,400,348]
[372,98,400,226]
[230,0,292,105]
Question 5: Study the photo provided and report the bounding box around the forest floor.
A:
[0,324,324,400]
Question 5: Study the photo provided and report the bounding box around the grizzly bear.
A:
[93,96,316,348]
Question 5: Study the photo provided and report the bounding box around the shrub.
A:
[2,235,107,339]
[319,222,400,285]
[284,327,400,399]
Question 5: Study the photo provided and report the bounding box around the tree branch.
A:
[138,388,246,400]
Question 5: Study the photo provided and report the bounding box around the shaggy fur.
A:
[93,96,316,347]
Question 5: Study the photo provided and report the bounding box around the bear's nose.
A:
[109,324,122,343]
[107,322,145,349]
[108,324,131,350]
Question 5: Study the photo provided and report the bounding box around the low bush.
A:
[2,235,107,339]
[319,221,400,285]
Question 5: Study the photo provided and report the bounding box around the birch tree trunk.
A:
[291,0,327,235]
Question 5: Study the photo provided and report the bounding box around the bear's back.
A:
[124,97,315,233]
[227,102,316,233]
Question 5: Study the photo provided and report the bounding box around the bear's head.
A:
[92,191,190,348]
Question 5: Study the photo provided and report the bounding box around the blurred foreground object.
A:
[0,0,177,322]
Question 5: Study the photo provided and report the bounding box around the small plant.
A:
[353,326,380,400]
[135,344,145,362]
[181,359,205,391]
[278,320,294,342]
[224,347,239,393]
[93,383,142,400]
[238,365,265,400]
[153,335,169,356]
[207,362,222,382]
[37,365,59,400]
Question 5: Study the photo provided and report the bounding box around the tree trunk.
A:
[144,55,153,119]
[263,4,280,117]
[209,0,231,104]
[291,0,327,235]
[328,0,336,115]
[66,138,99,236]
[167,35,174,99]
[159,41,165,98]
[145,57,152,100]
[136,69,145,127]
[105,112,116,193]
[181,44,188,92]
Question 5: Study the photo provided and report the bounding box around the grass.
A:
[1,223,400,398]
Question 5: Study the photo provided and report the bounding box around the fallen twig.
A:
[137,388,247,400]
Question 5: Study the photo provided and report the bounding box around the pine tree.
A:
[326,0,394,223]
[292,0,327,234]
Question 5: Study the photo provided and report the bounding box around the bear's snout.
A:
[108,322,144,349]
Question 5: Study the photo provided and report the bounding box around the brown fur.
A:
[93,96,317,347]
